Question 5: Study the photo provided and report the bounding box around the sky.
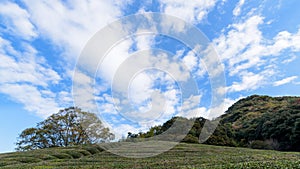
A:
[1,0,300,153]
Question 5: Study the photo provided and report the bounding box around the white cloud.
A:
[282,54,297,64]
[0,36,63,117]
[214,15,300,74]
[22,0,124,65]
[208,97,242,118]
[72,70,97,112]
[163,88,180,115]
[274,76,298,86]
[96,37,191,96]
[229,72,263,92]
[91,36,153,115]
[225,71,267,93]
[128,72,154,104]
[267,29,300,54]
[233,0,245,16]
[0,1,37,40]
[108,88,181,139]
[213,12,300,93]
[178,94,240,119]
[57,91,73,108]
[114,70,181,125]
[0,84,59,118]
[182,50,198,71]
[135,33,155,50]
[74,33,183,125]
[214,15,264,67]
[0,0,128,118]
[73,31,159,120]
[201,44,225,78]
[152,52,191,82]
[95,93,119,116]
[178,94,205,118]
[124,91,166,124]
[0,48,60,86]
[159,0,217,24]
[97,38,135,86]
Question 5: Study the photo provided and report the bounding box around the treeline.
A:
[128,95,300,151]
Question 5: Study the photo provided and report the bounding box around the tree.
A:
[16,107,114,151]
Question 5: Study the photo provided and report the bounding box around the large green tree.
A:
[16,107,114,151]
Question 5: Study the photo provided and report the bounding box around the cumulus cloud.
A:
[159,0,217,24]
[0,36,62,117]
[22,0,125,65]
[213,13,300,93]
[0,39,60,86]
[0,0,126,118]
[226,71,265,93]
[182,50,198,71]
[214,15,264,68]
[0,84,59,118]
[0,1,37,40]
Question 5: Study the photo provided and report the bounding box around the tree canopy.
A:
[217,95,300,151]
[16,107,114,151]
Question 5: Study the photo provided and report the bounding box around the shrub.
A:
[64,150,83,159]
[52,153,73,159]
[78,150,91,156]
[18,157,42,163]
[182,134,199,143]
[39,154,57,160]
[83,146,100,154]
[249,140,273,150]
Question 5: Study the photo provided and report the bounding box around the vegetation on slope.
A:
[0,143,299,168]
[217,95,300,151]
[129,95,300,151]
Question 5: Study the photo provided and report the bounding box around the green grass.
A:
[0,143,299,168]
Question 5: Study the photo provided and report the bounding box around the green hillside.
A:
[0,142,299,168]
[128,95,300,151]
[215,95,300,150]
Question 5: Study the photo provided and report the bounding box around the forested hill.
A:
[215,95,300,151]
[129,95,300,151]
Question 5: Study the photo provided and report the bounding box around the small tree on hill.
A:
[16,107,114,151]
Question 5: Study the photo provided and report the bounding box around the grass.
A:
[0,142,299,168]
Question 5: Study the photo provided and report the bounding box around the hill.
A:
[128,95,300,151]
[0,142,299,168]
[214,95,300,151]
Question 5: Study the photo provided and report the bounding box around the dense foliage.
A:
[217,95,300,151]
[16,107,114,151]
[128,95,300,151]
[127,116,201,142]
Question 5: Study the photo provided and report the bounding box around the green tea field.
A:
[0,142,299,169]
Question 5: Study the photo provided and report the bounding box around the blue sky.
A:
[1,0,300,153]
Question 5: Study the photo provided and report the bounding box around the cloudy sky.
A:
[1,0,300,153]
